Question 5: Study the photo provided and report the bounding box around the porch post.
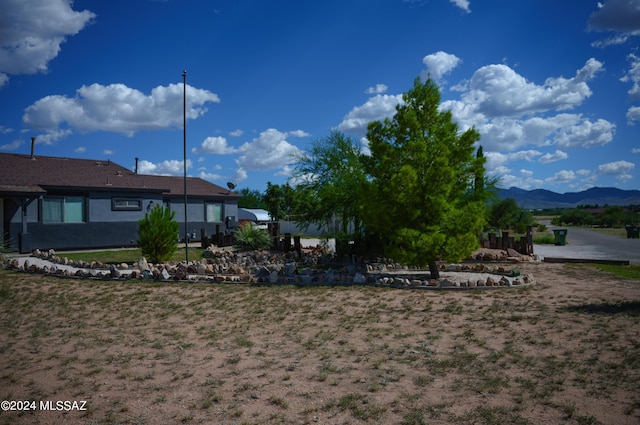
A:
[19,198,31,254]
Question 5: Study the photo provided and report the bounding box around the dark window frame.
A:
[41,196,87,223]
[112,198,143,211]
[205,202,223,223]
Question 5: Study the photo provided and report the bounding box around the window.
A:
[112,198,142,211]
[43,196,85,223]
[206,203,222,222]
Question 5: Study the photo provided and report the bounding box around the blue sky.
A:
[1,0,639,194]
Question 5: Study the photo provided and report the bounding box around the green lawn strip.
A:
[61,247,205,264]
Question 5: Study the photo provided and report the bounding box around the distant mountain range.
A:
[497,187,640,209]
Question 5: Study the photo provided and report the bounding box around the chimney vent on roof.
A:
[30,137,35,159]
[135,157,139,175]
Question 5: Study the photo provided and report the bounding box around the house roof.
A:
[0,153,240,199]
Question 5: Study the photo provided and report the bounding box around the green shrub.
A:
[533,235,555,244]
[553,208,594,226]
[486,198,533,233]
[234,224,272,251]
[137,205,179,263]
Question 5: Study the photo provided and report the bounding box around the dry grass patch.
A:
[0,262,639,424]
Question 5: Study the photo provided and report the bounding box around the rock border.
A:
[2,247,536,290]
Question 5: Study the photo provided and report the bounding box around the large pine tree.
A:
[362,77,486,278]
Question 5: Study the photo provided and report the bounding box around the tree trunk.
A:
[428,260,440,280]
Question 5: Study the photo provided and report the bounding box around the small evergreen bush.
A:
[137,205,179,263]
[234,224,272,251]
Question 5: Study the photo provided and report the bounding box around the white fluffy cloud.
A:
[441,59,615,153]
[341,57,612,155]
[233,167,248,183]
[452,59,602,118]
[137,159,193,176]
[197,171,224,181]
[591,34,630,48]
[597,160,635,180]
[628,106,640,124]
[192,136,237,154]
[543,168,597,188]
[23,82,220,137]
[0,139,23,151]
[472,115,566,151]
[449,0,471,13]
[191,128,308,182]
[621,53,640,101]
[0,0,95,86]
[336,53,623,191]
[545,170,576,184]
[538,150,568,164]
[555,118,615,148]
[235,128,304,173]
[288,129,311,138]
[336,94,403,136]
[365,84,388,94]
[493,169,543,190]
[35,129,72,144]
[420,51,462,83]
[484,150,542,173]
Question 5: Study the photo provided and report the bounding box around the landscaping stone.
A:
[3,241,538,289]
[161,268,170,280]
[138,257,149,271]
[109,264,121,278]
[269,270,279,284]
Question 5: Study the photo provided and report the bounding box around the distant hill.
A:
[497,187,640,209]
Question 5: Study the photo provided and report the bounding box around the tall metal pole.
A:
[183,70,189,265]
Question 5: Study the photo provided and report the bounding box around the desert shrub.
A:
[137,205,179,263]
[552,208,594,226]
[487,198,532,233]
[234,224,272,251]
[533,235,555,244]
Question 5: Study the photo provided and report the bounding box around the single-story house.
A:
[0,152,241,253]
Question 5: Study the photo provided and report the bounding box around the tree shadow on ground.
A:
[559,301,640,316]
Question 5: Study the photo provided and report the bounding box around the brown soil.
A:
[0,262,639,425]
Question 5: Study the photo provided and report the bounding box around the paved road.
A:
[533,222,640,264]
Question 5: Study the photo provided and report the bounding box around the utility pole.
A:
[182,70,188,265]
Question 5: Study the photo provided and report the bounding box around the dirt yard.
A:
[0,262,639,425]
